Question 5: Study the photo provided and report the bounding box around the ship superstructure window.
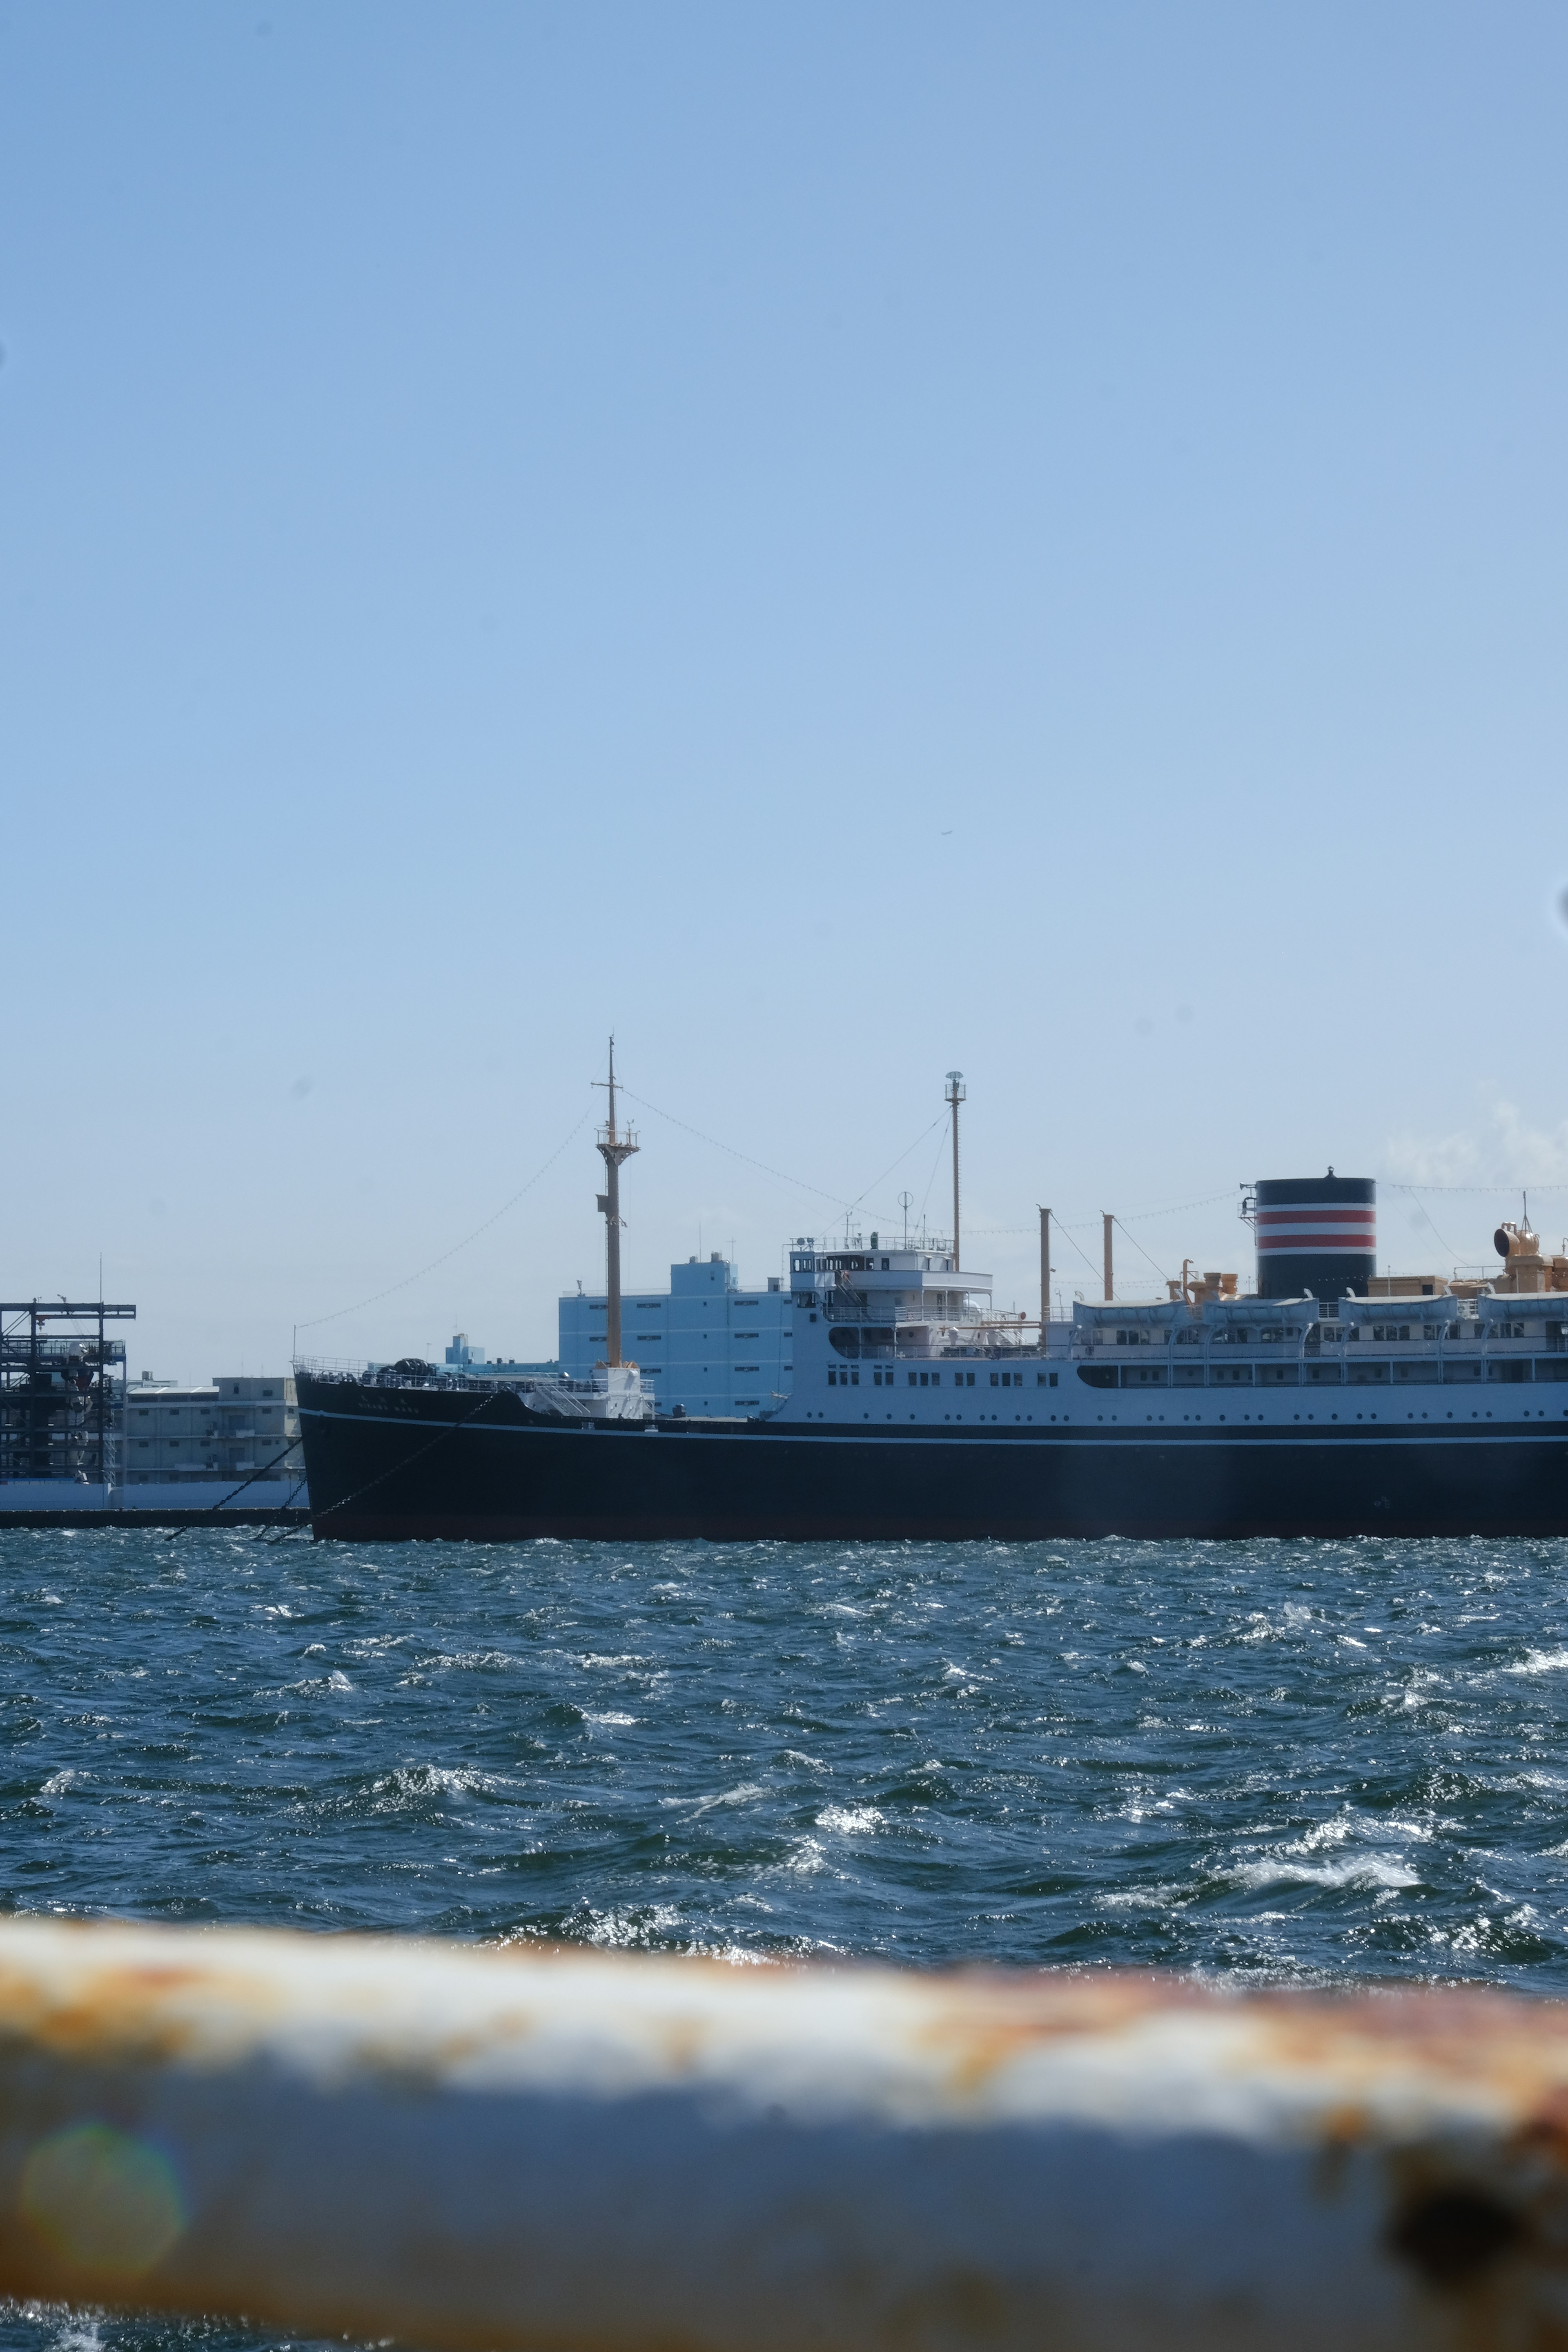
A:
[1372,1324,1412,1343]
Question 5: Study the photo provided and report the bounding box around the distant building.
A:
[444,1334,561,1379]
[558,1254,791,1416]
[122,1375,301,1488]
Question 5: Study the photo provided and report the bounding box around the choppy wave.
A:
[4,1527,1568,1994]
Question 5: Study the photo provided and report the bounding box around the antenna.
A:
[898,1189,913,1249]
[592,1036,639,1367]
[944,1071,965,1267]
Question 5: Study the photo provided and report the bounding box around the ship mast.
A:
[595,1038,638,1368]
[945,1071,965,1269]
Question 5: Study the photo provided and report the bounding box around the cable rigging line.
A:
[620,1087,854,1212]
[1384,1180,1568,1194]
[296,1106,593,1332]
[917,1116,951,1223]
[971,1187,1236,1236]
[1052,1219,1104,1281]
[849,1118,946,1214]
[1113,1216,1170,1285]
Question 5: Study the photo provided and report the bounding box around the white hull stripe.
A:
[302,1407,1568,1451]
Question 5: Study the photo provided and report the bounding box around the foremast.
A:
[595,1038,639,1369]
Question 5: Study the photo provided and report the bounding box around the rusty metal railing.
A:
[0,1917,1565,2348]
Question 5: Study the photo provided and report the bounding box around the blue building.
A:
[558,1254,792,1416]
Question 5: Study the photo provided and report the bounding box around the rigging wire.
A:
[1410,1200,1463,1260]
[1113,1216,1170,1285]
[917,1116,951,1223]
[296,1106,593,1332]
[849,1118,946,1212]
[1117,1187,1236,1223]
[1384,1180,1568,1194]
[1051,1218,1103,1281]
[970,1187,1236,1236]
[620,1087,853,1212]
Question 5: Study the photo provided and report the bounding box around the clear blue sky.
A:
[5,3,1567,1377]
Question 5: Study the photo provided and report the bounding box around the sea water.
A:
[4,1526,1568,2348]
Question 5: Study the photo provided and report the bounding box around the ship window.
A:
[919,1372,928,1386]
[882,1258,890,1270]
[990,1372,999,1387]
[851,1370,859,1385]
[827,1369,836,1385]
[908,1372,916,1385]
[966,1372,976,1386]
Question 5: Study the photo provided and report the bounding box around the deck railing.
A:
[0,1917,1564,2349]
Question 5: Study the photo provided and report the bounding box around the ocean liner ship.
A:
[294,1061,1568,1542]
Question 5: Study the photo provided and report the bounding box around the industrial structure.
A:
[0,1298,133,1484]
[0,1294,305,1523]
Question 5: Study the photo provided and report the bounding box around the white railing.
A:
[0,1917,1560,2348]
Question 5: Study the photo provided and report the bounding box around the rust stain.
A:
[8,1925,1568,2123]
[0,1958,286,2067]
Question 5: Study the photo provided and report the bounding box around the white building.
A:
[558,1254,791,1416]
[123,1374,301,1490]
[443,1334,560,1379]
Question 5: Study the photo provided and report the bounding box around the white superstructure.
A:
[781,1237,1069,1424]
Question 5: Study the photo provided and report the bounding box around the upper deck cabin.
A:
[1070,1290,1568,1390]
[789,1236,992,1336]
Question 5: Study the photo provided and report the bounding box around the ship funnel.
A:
[1253,1174,1375,1301]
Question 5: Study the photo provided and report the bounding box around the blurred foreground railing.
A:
[0,1920,1566,2350]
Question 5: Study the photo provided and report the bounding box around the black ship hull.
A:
[296,1375,1568,1542]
